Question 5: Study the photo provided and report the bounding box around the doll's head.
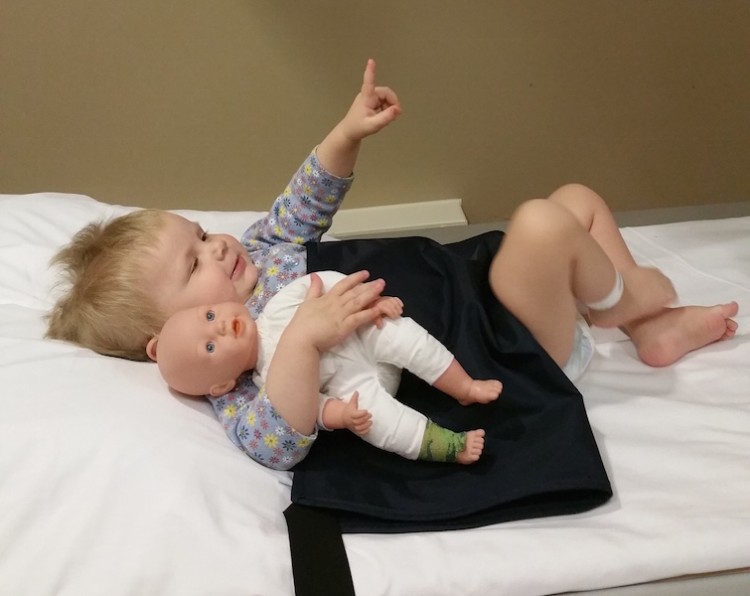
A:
[147,302,258,397]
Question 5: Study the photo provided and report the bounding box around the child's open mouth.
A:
[232,318,243,337]
[231,256,246,280]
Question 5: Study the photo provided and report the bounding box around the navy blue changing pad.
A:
[293,232,611,534]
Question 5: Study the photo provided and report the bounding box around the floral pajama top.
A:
[206,149,353,470]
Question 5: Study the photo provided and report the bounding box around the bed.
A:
[1,192,748,596]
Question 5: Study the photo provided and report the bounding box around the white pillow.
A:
[0,193,296,596]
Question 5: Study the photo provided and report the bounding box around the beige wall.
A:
[2,1,749,223]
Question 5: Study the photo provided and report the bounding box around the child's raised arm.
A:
[316,58,402,178]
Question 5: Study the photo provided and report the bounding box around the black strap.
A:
[284,504,355,596]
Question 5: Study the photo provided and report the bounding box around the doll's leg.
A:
[419,422,485,465]
[327,372,427,459]
[328,373,484,464]
[545,184,739,366]
[361,317,501,405]
[431,359,502,405]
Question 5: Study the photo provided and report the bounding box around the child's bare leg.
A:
[488,198,672,367]
[546,184,676,328]
[547,184,740,364]
[587,267,676,329]
[547,183,638,271]
[433,359,502,406]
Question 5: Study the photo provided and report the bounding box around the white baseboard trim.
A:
[328,198,467,238]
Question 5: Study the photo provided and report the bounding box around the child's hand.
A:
[372,296,404,329]
[317,59,401,177]
[342,392,372,436]
[285,271,386,352]
[339,58,401,142]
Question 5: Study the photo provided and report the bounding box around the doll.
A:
[147,271,502,465]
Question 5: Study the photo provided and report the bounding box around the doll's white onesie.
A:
[253,271,454,460]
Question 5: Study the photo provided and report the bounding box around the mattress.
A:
[0,192,748,596]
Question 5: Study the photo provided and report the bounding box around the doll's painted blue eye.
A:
[206,342,215,353]
[206,310,215,321]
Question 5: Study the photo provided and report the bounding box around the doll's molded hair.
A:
[46,209,168,361]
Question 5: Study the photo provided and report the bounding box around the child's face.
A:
[155,301,259,396]
[144,212,258,318]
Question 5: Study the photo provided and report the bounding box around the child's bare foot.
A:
[626,302,739,367]
[588,266,676,328]
[457,429,485,464]
[457,379,502,406]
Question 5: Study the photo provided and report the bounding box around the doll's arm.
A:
[372,296,404,329]
[320,392,372,436]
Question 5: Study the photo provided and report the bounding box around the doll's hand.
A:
[339,59,401,142]
[286,271,386,352]
[372,296,404,329]
[342,392,372,436]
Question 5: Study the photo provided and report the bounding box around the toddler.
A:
[47,59,739,470]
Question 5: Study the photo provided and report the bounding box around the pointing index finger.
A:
[361,58,376,95]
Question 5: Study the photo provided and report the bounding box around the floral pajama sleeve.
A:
[206,149,353,471]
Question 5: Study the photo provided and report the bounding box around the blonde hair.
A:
[46,209,168,361]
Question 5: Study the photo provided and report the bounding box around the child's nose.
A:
[207,238,228,259]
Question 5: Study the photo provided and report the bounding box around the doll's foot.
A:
[588,266,676,329]
[458,379,502,405]
[457,429,485,464]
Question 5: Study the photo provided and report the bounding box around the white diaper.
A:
[561,313,595,382]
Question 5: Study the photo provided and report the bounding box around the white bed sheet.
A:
[1,193,748,596]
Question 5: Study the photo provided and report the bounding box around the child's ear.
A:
[209,379,237,397]
[145,336,159,362]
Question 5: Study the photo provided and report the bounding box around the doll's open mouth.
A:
[232,318,243,337]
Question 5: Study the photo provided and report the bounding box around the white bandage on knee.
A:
[586,271,624,311]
